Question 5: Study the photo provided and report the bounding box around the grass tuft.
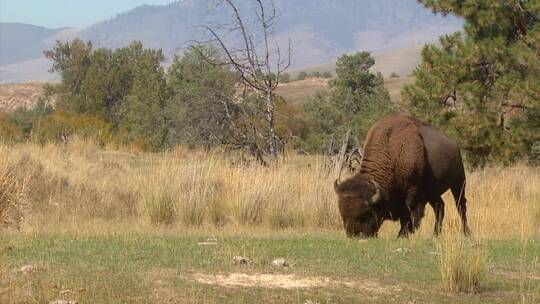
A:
[438,237,488,293]
[143,190,177,226]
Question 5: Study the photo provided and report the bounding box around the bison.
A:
[334,114,471,237]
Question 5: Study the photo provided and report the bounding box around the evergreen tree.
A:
[44,40,169,149]
[304,52,395,151]
[165,45,237,147]
[44,39,93,112]
[118,42,169,150]
[404,0,540,166]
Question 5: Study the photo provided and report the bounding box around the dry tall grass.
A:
[438,236,488,293]
[0,157,26,229]
[0,139,538,239]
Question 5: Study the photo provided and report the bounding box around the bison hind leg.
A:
[450,181,471,236]
[428,197,445,236]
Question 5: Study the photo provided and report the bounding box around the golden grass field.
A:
[1,139,538,239]
[1,140,539,303]
[275,76,415,105]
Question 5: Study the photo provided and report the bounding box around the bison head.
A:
[334,178,383,237]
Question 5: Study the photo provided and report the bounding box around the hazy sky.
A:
[0,0,176,28]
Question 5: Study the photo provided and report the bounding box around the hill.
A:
[0,0,462,83]
[290,44,424,78]
[0,23,68,67]
[0,82,45,112]
[275,76,415,105]
[0,76,414,112]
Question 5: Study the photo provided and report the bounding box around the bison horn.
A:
[369,179,382,205]
[333,179,341,193]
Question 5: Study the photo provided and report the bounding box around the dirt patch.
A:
[277,78,330,88]
[192,272,400,293]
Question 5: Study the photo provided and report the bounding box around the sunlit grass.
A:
[0,139,539,303]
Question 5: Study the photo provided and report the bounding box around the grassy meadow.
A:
[1,140,539,303]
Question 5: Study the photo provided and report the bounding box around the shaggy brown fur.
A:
[334,114,470,237]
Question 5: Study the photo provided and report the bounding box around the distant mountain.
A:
[0,23,68,66]
[0,0,462,83]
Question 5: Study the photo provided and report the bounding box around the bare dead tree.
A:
[199,0,292,163]
[324,129,363,177]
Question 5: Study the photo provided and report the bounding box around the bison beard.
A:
[334,114,471,238]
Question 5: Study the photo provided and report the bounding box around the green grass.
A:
[1,232,538,303]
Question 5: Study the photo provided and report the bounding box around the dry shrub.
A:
[143,190,177,225]
[177,181,206,227]
[11,154,69,211]
[438,237,488,293]
[267,191,299,229]
[32,110,112,146]
[200,180,227,227]
[177,174,224,227]
[265,183,307,229]
[308,175,340,228]
[140,163,178,225]
[0,113,22,143]
[0,162,26,228]
[139,156,228,226]
[113,188,140,218]
[233,176,271,226]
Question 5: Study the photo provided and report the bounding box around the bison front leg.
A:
[398,188,425,237]
[429,197,445,236]
[398,205,425,237]
[398,215,413,237]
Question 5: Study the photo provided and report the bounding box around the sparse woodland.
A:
[1,1,539,166]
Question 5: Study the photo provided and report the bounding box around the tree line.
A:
[0,39,390,154]
[1,0,539,166]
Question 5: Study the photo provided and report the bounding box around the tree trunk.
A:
[265,92,278,159]
[334,128,351,179]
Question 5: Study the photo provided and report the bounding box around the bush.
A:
[438,237,488,293]
[389,72,399,78]
[321,72,333,79]
[9,100,54,140]
[33,111,112,146]
[296,71,308,81]
[0,114,22,143]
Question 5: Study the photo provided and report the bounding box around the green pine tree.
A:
[404,0,540,166]
[118,42,169,150]
[165,45,237,148]
[304,52,395,151]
